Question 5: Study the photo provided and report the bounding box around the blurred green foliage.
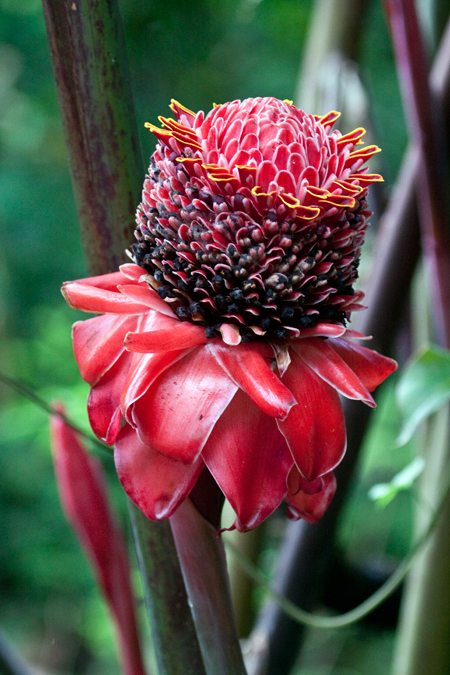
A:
[0,0,428,672]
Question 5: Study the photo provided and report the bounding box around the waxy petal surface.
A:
[330,338,397,391]
[203,389,293,531]
[286,469,336,523]
[114,423,204,520]
[118,284,176,317]
[119,263,147,281]
[294,337,375,406]
[62,283,149,314]
[73,314,139,385]
[132,346,238,463]
[295,323,347,339]
[69,270,136,291]
[208,341,297,419]
[121,350,190,423]
[277,350,346,480]
[88,351,133,445]
[125,321,208,353]
[121,310,193,420]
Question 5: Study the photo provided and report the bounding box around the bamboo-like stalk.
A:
[41,0,142,275]
[385,4,450,673]
[41,2,207,673]
[171,499,248,675]
[129,505,206,675]
[385,0,450,347]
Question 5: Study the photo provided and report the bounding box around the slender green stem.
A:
[224,457,450,630]
[0,370,109,455]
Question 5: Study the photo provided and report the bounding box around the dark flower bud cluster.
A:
[132,98,382,342]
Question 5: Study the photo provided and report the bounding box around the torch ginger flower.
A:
[62,97,396,532]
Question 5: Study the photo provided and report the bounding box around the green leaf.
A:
[368,457,425,507]
[396,345,450,445]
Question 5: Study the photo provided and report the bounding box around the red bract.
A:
[62,97,396,531]
[50,407,146,675]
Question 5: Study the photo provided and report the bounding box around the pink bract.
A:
[62,97,396,531]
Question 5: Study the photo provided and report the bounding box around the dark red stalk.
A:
[41,1,207,672]
[384,5,450,674]
[129,504,207,675]
[170,499,248,675]
[385,0,450,349]
[41,0,142,275]
[247,16,450,675]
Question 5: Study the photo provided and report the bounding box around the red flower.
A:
[50,407,146,675]
[62,97,396,531]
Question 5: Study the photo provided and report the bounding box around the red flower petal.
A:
[293,337,375,406]
[121,350,190,424]
[125,321,208,353]
[87,351,133,445]
[62,283,149,314]
[118,284,177,317]
[296,323,347,339]
[208,341,297,419]
[73,314,139,386]
[277,350,346,480]
[286,469,336,523]
[114,423,203,520]
[203,389,293,532]
[132,346,238,463]
[69,270,135,291]
[50,412,146,675]
[330,338,398,391]
[120,311,194,421]
[119,263,147,281]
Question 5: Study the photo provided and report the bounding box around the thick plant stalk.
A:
[41,0,142,275]
[385,4,450,674]
[170,499,248,675]
[42,1,207,672]
[385,0,450,346]
[129,504,206,675]
[247,14,450,675]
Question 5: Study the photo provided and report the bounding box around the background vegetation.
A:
[0,0,436,672]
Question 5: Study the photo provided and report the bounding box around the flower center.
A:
[131,98,381,341]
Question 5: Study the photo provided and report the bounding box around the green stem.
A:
[129,504,206,675]
[224,455,450,630]
[170,499,248,675]
[0,370,109,455]
[392,408,450,675]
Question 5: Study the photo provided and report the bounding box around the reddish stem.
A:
[385,0,450,348]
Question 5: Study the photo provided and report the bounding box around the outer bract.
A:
[62,97,396,531]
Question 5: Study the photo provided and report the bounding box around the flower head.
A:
[62,97,396,531]
[134,97,382,343]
